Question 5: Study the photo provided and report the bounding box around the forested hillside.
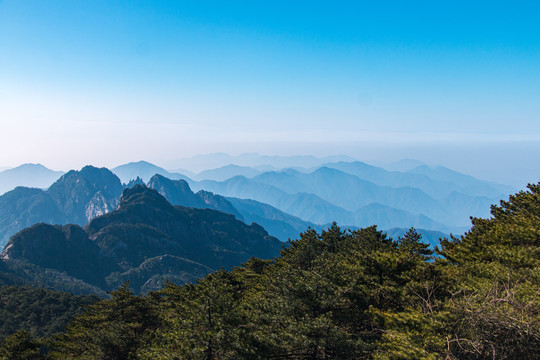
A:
[1,182,538,359]
[0,186,281,295]
[0,286,98,340]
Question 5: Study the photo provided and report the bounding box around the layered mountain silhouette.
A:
[321,161,510,199]
[0,186,282,295]
[0,164,64,195]
[194,166,503,231]
[194,175,454,231]
[0,159,511,250]
[405,165,513,197]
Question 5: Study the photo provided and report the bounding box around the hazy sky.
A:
[0,1,539,186]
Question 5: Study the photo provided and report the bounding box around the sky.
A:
[0,1,539,186]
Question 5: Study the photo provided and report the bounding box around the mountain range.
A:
[0,186,281,295]
[0,157,510,297]
[191,172,473,232]
[0,159,512,248]
[0,166,308,248]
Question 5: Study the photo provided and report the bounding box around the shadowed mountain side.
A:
[84,186,282,271]
[112,161,191,184]
[0,188,66,249]
[147,174,314,241]
[0,186,282,295]
[0,164,65,195]
[147,175,338,241]
[0,166,123,248]
[1,224,118,289]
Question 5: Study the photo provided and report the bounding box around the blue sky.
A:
[0,1,539,185]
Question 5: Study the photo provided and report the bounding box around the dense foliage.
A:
[0,286,98,340]
[1,183,539,359]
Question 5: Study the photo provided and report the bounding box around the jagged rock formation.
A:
[0,166,123,248]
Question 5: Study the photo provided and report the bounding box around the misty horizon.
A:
[0,1,538,190]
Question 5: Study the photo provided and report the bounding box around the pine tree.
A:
[49,282,159,360]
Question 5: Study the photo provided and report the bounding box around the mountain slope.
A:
[254,167,445,216]
[48,166,124,225]
[350,203,455,233]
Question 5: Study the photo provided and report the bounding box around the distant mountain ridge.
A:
[0,164,64,195]
[194,164,261,181]
[165,153,357,173]
[406,165,514,195]
[194,174,463,232]
[112,161,191,183]
[193,164,506,231]
[322,161,511,199]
